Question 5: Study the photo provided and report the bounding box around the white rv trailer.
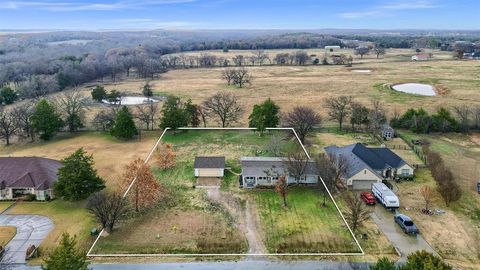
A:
[372,182,400,210]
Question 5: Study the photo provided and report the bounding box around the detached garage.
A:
[194,156,225,177]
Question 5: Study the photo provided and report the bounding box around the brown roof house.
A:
[0,157,62,201]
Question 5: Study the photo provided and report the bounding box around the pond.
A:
[351,69,372,73]
[391,83,436,96]
[102,96,161,105]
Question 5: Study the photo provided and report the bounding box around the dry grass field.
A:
[0,226,16,247]
[73,48,480,128]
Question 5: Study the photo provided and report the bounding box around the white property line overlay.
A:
[87,127,364,257]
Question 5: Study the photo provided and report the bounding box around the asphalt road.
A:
[370,205,437,262]
[0,215,54,264]
[4,260,372,270]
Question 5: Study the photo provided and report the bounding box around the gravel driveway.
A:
[0,215,54,264]
[370,205,437,262]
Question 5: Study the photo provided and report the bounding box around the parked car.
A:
[360,192,376,205]
[394,214,419,234]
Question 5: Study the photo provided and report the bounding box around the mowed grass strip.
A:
[0,226,16,247]
[253,187,360,253]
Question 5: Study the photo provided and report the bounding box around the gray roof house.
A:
[240,157,319,188]
[0,157,62,200]
[325,143,414,190]
[194,156,225,177]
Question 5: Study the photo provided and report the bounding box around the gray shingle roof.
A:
[0,157,62,190]
[240,157,318,176]
[194,156,225,169]
[324,143,407,179]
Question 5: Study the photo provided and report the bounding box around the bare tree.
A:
[135,102,159,130]
[343,192,371,232]
[221,68,236,85]
[202,92,244,127]
[266,134,284,156]
[282,147,308,184]
[453,105,471,133]
[86,190,130,233]
[275,175,288,207]
[420,185,432,212]
[354,46,370,59]
[326,152,350,192]
[92,107,120,131]
[232,55,245,66]
[254,50,268,65]
[325,96,352,131]
[294,50,309,65]
[473,106,480,130]
[282,106,322,143]
[56,91,88,132]
[368,99,386,137]
[0,107,18,145]
[12,101,35,141]
[373,46,386,59]
[232,68,253,88]
[315,153,336,206]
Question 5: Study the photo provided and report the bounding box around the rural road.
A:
[4,260,372,270]
[370,205,437,262]
[0,215,54,264]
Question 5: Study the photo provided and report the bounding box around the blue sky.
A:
[0,0,478,30]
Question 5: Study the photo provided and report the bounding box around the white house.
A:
[240,157,319,188]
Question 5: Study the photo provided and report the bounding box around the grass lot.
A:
[74,48,480,127]
[0,202,14,213]
[394,130,480,268]
[253,187,360,253]
[8,200,95,264]
[0,226,16,247]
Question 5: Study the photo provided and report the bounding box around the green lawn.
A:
[252,187,360,253]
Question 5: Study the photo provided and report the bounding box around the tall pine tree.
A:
[110,106,138,140]
[54,148,105,201]
[31,98,64,140]
[42,233,90,270]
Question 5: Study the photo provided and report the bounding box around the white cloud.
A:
[0,0,198,11]
[339,0,440,19]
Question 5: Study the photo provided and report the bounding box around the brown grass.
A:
[0,226,16,247]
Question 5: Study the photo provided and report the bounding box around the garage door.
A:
[352,180,378,190]
[198,168,223,177]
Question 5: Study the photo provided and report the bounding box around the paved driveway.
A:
[0,215,53,264]
[370,205,437,262]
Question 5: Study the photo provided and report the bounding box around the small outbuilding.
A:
[381,124,395,140]
[194,156,225,177]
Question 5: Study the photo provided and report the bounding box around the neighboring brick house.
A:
[0,157,61,200]
[240,157,319,188]
[325,143,414,190]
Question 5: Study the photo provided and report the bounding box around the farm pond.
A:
[391,83,436,96]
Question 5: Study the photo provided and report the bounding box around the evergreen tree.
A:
[159,95,189,132]
[248,98,280,134]
[91,85,107,102]
[185,99,201,127]
[370,257,397,270]
[401,250,452,270]
[42,233,90,270]
[110,106,138,140]
[432,107,458,133]
[142,83,153,99]
[31,99,64,140]
[54,148,105,201]
[0,86,17,104]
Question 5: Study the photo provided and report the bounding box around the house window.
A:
[271,176,279,182]
[257,176,270,184]
[401,169,410,176]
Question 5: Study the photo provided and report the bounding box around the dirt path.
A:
[205,188,267,255]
